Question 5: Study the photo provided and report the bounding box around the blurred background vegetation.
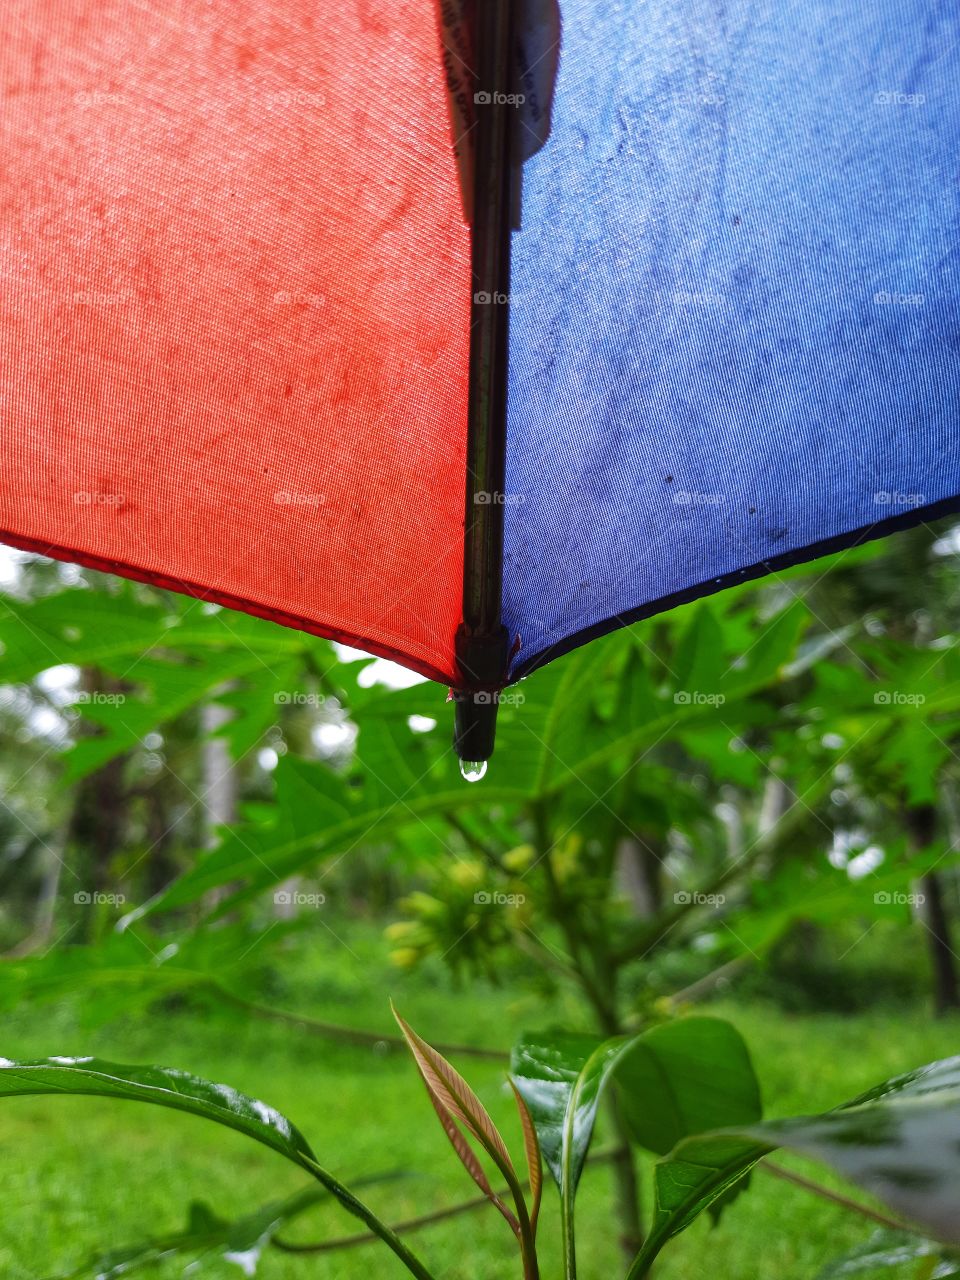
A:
[1,519,960,1278]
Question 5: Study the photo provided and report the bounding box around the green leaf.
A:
[815,1229,958,1278]
[615,1018,762,1224]
[64,652,268,782]
[673,605,725,698]
[511,1018,761,1278]
[511,1031,633,1279]
[628,1057,960,1276]
[616,1018,762,1155]
[0,924,298,1026]
[0,1056,436,1280]
[54,1186,320,1279]
[52,1170,411,1279]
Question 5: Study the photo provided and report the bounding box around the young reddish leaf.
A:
[393,1005,516,1177]
[423,1074,521,1236]
[510,1078,543,1232]
[394,1006,540,1279]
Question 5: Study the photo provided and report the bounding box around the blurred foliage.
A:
[1,525,960,1012]
[3,524,960,1274]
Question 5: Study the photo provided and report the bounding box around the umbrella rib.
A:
[453,0,516,765]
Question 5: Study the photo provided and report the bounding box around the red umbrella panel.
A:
[0,0,471,684]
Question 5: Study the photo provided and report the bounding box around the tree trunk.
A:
[906,803,959,1015]
[67,670,130,940]
[615,835,664,917]
[920,871,960,1015]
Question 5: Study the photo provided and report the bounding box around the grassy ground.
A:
[0,926,957,1280]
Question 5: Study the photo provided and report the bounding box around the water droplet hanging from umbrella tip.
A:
[459,759,488,782]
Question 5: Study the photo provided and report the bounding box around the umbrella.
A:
[2,0,959,773]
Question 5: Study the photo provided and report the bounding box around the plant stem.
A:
[531,803,645,1266]
[608,1093,645,1259]
[561,1193,577,1280]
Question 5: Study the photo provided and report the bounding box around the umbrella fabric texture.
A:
[2,1,959,704]
[0,1,469,684]
[503,0,960,679]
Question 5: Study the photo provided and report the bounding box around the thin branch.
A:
[215,986,506,1060]
[272,1151,619,1255]
[761,1160,909,1232]
[666,957,751,1005]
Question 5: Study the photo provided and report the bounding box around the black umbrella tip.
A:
[452,624,510,769]
[452,690,499,768]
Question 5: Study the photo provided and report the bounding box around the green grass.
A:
[0,926,957,1280]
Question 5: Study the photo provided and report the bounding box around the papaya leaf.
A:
[130,598,814,922]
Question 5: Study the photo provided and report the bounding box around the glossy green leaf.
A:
[628,1057,960,1276]
[815,1229,960,1279]
[511,1031,632,1279]
[616,1018,761,1155]
[511,1018,761,1278]
[0,1056,436,1280]
[615,1018,762,1225]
